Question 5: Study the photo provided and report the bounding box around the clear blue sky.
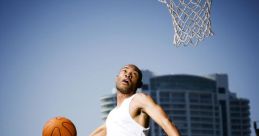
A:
[0,0,258,135]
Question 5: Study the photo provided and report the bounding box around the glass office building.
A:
[100,73,250,136]
[100,93,116,120]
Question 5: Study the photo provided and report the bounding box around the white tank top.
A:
[106,94,149,136]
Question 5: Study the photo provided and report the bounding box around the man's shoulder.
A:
[132,92,157,111]
[134,92,149,98]
[133,92,153,103]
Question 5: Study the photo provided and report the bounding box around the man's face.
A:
[116,65,141,94]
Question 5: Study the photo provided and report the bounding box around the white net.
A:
[159,0,213,46]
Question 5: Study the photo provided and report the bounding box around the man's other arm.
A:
[136,93,181,136]
[89,123,106,136]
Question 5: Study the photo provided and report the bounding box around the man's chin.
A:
[116,84,136,94]
[116,86,132,94]
[117,89,130,94]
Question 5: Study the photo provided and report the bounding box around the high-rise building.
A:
[100,73,250,136]
[100,93,116,120]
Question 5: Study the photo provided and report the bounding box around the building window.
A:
[218,87,226,94]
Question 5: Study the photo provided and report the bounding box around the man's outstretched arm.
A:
[136,93,181,136]
[89,123,106,136]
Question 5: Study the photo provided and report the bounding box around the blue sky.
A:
[0,0,259,135]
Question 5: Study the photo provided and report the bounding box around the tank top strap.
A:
[128,94,136,102]
[122,94,136,109]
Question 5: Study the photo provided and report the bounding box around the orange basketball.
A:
[42,116,77,136]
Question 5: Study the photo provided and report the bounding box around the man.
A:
[90,64,181,136]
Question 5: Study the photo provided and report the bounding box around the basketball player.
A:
[90,64,181,136]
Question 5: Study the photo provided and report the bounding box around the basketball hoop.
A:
[159,0,214,46]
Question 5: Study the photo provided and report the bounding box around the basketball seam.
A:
[62,122,75,136]
[51,127,61,136]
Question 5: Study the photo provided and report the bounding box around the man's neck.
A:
[116,91,135,107]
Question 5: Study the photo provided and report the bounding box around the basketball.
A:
[42,116,77,136]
